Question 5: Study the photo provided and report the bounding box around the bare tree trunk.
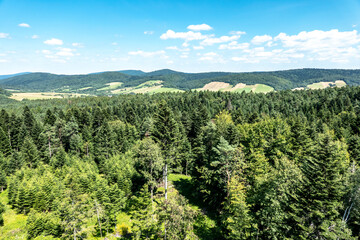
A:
[164,163,168,200]
[8,129,11,148]
[48,136,52,158]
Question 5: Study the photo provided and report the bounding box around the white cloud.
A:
[204,52,217,56]
[199,52,222,62]
[193,46,204,50]
[0,33,9,39]
[251,35,272,45]
[52,59,67,63]
[56,48,75,57]
[230,31,246,35]
[166,46,179,50]
[353,24,357,28]
[72,42,83,47]
[44,38,63,45]
[31,35,39,39]
[274,29,360,50]
[18,23,30,28]
[201,35,242,46]
[219,41,249,50]
[42,50,52,55]
[128,50,166,57]
[187,24,213,31]
[160,30,208,41]
[144,31,154,35]
[273,29,360,61]
[0,59,8,63]
[112,42,118,46]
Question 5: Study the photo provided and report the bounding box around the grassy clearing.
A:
[137,80,162,87]
[253,84,274,93]
[307,80,347,90]
[97,82,123,91]
[0,190,28,240]
[168,174,222,240]
[9,92,87,101]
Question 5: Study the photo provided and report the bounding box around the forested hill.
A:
[1,68,360,93]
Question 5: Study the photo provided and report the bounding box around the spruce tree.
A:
[0,127,11,156]
[294,129,350,239]
[151,100,180,200]
[21,137,39,168]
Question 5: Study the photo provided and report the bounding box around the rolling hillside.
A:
[0,68,359,95]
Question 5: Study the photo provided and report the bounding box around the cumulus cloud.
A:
[44,38,63,45]
[166,46,179,50]
[219,41,249,50]
[72,42,83,47]
[201,35,241,46]
[187,24,213,31]
[42,50,52,55]
[56,48,75,57]
[200,31,245,46]
[193,46,204,50]
[230,31,246,35]
[0,33,10,39]
[273,29,360,62]
[160,30,208,41]
[251,35,272,45]
[128,50,166,57]
[18,23,30,28]
[199,52,221,61]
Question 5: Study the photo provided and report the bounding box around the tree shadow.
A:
[172,177,224,240]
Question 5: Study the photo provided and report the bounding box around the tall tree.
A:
[293,129,350,239]
[151,100,180,200]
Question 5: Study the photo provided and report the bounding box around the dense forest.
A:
[1,68,360,93]
[0,86,360,239]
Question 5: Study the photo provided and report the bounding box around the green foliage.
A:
[0,86,360,239]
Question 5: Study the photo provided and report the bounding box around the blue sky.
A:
[0,0,360,74]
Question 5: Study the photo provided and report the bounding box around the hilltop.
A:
[0,68,359,97]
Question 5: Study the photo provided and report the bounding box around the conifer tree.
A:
[21,137,39,168]
[294,128,350,239]
[151,100,180,200]
[0,127,11,156]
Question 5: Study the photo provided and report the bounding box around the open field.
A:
[97,82,123,91]
[200,82,231,91]
[197,82,274,93]
[9,92,87,101]
[110,80,183,94]
[307,80,346,90]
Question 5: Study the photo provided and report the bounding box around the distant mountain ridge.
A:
[0,72,30,80]
[1,68,360,94]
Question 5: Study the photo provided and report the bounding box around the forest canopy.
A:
[0,86,360,239]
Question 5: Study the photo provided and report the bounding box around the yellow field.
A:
[9,92,87,101]
[200,82,231,91]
